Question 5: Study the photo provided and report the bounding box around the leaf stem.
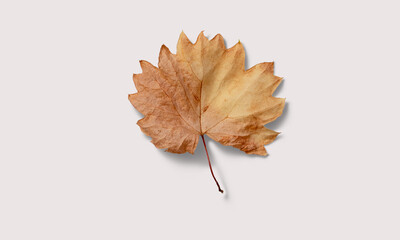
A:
[201,135,224,193]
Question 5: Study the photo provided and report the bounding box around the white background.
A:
[1,0,400,239]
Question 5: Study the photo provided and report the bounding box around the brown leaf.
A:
[129,32,285,156]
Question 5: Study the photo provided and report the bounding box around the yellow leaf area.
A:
[129,32,285,156]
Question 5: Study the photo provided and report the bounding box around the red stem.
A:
[201,135,224,193]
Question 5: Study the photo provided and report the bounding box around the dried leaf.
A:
[129,32,285,192]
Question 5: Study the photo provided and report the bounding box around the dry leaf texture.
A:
[129,32,285,155]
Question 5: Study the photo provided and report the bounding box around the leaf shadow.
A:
[218,36,250,70]
[242,43,250,70]
[272,78,285,97]
[265,101,289,131]
[157,140,208,167]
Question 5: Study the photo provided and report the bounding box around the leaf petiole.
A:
[201,135,224,194]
